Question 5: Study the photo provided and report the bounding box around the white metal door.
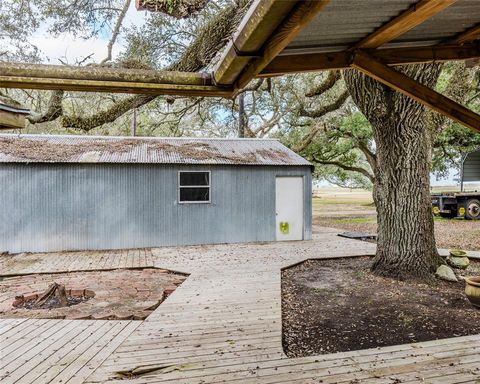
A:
[275,177,303,241]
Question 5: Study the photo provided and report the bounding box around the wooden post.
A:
[238,93,246,138]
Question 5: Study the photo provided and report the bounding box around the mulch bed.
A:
[282,257,480,357]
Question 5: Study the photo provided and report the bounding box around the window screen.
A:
[179,171,210,203]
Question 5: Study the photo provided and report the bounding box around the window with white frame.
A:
[178,171,210,203]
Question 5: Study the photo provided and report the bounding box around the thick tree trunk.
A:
[344,64,444,279]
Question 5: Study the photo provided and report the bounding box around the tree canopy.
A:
[1,0,479,187]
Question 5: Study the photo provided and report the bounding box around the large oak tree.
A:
[344,65,444,279]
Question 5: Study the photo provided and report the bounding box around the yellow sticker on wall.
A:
[280,222,289,234]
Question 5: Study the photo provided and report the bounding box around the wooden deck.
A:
[1,229,479,383]
[0,249,155,276]
[0,319,140,384]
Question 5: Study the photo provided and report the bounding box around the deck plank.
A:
[1,231,478,383]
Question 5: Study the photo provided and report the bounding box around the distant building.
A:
[0,134,312,253]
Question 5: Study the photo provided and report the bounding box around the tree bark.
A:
[344,64,444,279]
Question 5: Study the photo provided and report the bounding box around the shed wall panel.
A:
[0,164,311,253]
[463,150,480,182]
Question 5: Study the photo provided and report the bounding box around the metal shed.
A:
[0,134,312,253]
[462,149,480,184]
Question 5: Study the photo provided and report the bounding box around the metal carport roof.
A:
[282,0,480,55]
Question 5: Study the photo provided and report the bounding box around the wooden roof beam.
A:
[213,0,297,86]
[351,50,480,132]
[0,76,232,97]
[0,62,214,86]
[232,0,331,94]
[0,111,28,130]
[352,0,458,49]
[449,23,480,45]
[260,43,480,76]
[0,62,232,97]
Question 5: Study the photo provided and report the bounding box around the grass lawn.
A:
[313,187,480,251]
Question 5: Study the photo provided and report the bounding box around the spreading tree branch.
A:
[61,94,155,130]
[27,90,64,124]
[137,0,209,18]
[312,156,375,183]
[356,140,377,173]
[341,129,377,173]
[305,71,339,98]
[250,112,281,137]
[429,62,475,135]
[100,0,132,65]
[59,0,250,130]
[298,90,349,118]
[292,123,323,153]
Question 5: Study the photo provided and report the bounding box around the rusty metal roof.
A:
[0,134,311,166]
[282,0,480,55]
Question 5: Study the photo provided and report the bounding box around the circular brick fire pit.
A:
[13,283,95,310]
[0,269,186,320]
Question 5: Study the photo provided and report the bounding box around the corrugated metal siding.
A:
[464,150,480,182]
[0,134,311,167]
[0,164,312,253]
[282,0,479,55]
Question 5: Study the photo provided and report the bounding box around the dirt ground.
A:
[282,257,480,357]
[0,268,186,320]
[312,188,480,251]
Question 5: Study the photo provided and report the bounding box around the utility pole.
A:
[131,108,137,137]
[238,92,245,138]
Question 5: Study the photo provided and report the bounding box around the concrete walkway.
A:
[1,229,479,383]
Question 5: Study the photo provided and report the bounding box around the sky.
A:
[32,2,144,65]
[431,169,457,186]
